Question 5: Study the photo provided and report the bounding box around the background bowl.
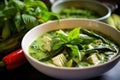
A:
[22,19,120,80]
[51,0,111,21]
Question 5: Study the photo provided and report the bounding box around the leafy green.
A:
[68,27,80,42]
[25,0,48,11]
[56,30,68,43]
[66,44,81,61]
[14,12,25,32]
[22,14,38,29]
[0,0,59,40]
[0,0,59,54]
[12,0,25,10]
[51,40,64,51]
[56,28,82,59]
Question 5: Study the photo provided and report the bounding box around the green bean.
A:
[81,29,107,43]
[0,29,28,56]
[85,47,116,55]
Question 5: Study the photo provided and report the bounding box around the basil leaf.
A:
[56,30,68,43]
[70,38,83,44]
[23,0,34,3]
[25,1,48,11]
[52,41,64,51]
[3,6,17,18]
[68,27,80,42]
[38,11,60,22]
[12,0,25,10]
[66,44,81,60]
[22,14,38,29]
[14,12,25,32]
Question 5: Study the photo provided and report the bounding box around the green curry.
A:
[59,7,101,19]
[28,27,119,67]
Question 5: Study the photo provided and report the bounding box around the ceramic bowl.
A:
[21,19,120,80]
[51,0,111,21]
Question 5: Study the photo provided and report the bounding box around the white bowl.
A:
[21,19,120,80]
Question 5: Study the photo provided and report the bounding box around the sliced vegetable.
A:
[66,59,73,67]
[52,53,67,67]
[87,53,101,64]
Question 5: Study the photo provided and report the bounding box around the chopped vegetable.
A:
[87,53,101,64]
[52,53,67,67]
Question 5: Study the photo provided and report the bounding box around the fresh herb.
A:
[0,0,59,54]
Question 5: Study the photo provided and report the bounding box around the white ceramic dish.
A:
[22,19,120,80]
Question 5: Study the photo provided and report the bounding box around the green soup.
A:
[28,27,119,68]
[59,7,101,19]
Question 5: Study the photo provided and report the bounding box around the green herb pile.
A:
[0,0,59,55]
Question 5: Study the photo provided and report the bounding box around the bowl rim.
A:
[22,18,120,70]
[51,0,111,21]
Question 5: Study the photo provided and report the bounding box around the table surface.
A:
[0,61,120,80]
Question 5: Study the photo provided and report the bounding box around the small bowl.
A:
[51,0,111,21]
[21,19,120,80]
